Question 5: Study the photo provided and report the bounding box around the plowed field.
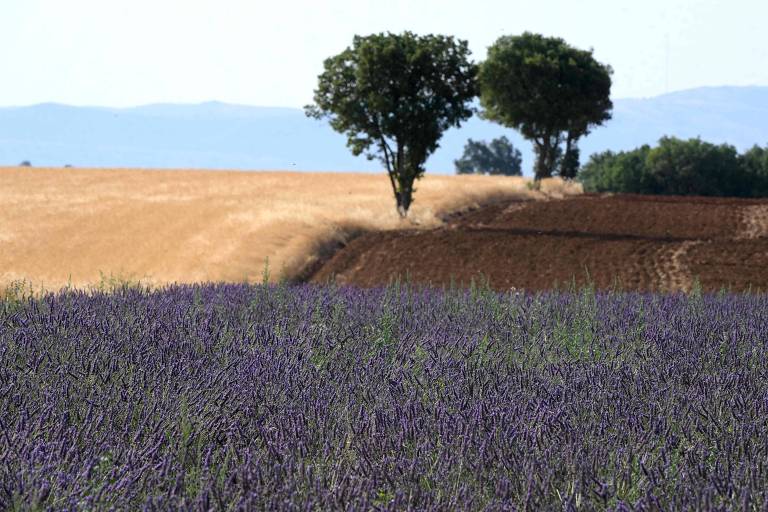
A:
[309,194,768,292]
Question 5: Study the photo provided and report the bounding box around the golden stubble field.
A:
[0,167,580,291]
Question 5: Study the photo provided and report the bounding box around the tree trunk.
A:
[390,140,415,217]
[534,140,550,182]
[559,133,580,179]
[395,176,414,217]
[535,130,567,181]
[546,144,559,177]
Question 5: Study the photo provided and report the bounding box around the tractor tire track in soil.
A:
[737,205,768,239]
[653,241,702,293]
[308,194,768,293]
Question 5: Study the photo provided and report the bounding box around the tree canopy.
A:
[578,137,768,197]
[741,145,768,196]
[306,32,477,216]
[454,136,522,176]
[478,32,612,180]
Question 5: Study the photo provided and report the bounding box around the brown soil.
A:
[309,194,768,293]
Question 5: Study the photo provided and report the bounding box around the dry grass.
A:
[0,167,581,291]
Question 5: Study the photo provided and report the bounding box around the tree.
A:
[559,144,580,180]
[645,137,745,196]
[741,144,768,196]
[579,146,653,194]
[455,136,522,175]
[578,137,757,197]
[478,32,613,181]
[305,32,477,217]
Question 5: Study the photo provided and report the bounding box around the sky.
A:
[1,0,766,108]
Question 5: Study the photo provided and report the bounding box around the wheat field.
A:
[0,167,580,291]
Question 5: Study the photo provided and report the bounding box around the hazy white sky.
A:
[1,0,766,108]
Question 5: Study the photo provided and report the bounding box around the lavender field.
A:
[2,282,768,510]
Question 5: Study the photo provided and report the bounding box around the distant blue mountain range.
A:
[1,86,766,175]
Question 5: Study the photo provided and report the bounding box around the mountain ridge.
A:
[1,86,766,174]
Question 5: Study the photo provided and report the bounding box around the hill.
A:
[309,194,768,293]
[1,86,766,173]
[0,167,565,291]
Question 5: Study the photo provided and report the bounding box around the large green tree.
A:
[306,32,477,217]
[478,32,613,181]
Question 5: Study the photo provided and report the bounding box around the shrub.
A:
[579,137,766,197]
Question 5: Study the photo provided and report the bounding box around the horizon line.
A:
[0,84,765,111]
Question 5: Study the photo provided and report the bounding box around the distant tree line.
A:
[579,137,768,197]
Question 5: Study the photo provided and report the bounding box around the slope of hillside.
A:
[308,194,768,293]
[0,167,573,291]
[1,86,766,173]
